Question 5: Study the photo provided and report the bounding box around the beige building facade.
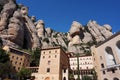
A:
[3,46,31,72]
[91,32,120,80]
[69,55,94,79]
[32,46,69,80]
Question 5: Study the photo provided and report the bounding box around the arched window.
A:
[116,40,120,60]
[116,41,120,49]
[113,77,119,80]
[104,78,108,80]
[105,46,116,66]
[63,77,66,80]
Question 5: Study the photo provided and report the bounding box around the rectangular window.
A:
[48,60,51,65]
[112,69,115,73]
[64,69,66,73]
[47,68,50,72]
[101,63,104,68]
[12,56,14,59]
[103,71,105,74]
[16,57,19,60]
[43,56,45,58]
[55,55,57,58]
[15,61,17,64]
[100,56,102,60]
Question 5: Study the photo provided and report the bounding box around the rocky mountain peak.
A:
[0,1,113,55]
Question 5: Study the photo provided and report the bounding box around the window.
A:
[72,67,74,70]
[13,66,15,69]
[64,69,66,73]
[47,68,50,72]
[63,77,66,80]
[116,41,120,49]
[12,56,14,59]
[113,77,119,80]
[48,60,51,65]
[11,60,13,63]
[55,55,57,58]
[15,61,17,64]
[43,52,45,54]
[105,46,116,66]
[18,67,20,70]
[49,51,51,53]
[104,78,108,80]
[20,58,22,61]
[103,71,105,74]
[101,63,104,68]
[48,55,51,58]
[16,57,19,60]
[19,62,21,65]
[100,56,102,59]
[43,56,45,58]
[55,50,57,53]
[112,69,115,73]
[86,67,88,69]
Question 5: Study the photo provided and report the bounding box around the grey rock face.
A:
[7,10,24,47]
[46,28,52,37]
[87,20,113,42]
[0,1,113,55]
[36,20,47,39]
[0,0,16,31]
[87,20,105,42]
[69,21,82,37]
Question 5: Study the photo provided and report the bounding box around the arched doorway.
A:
[45,77,50,80]
[113,77,119,80]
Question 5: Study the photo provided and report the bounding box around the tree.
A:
[0,37,3,48]
[17,67,31,80]
[0,62,14,78]
[69,72,75,80]
[30,48,41,66]
[75,53,80,80]
[0,48,10,63]
[82,75,92,80]
[92,68,98,80]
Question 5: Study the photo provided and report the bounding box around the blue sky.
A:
[17,0,120,33]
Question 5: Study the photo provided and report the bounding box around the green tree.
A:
[0,48,10,63]
[82,75,92,80]
[0,37,3,47]
[17,67,31,80]
[30,48,41,66]
[0,48,13,78]
[69,72,75,80]
[0,62,14,78]
[92,68,98,80]
[74,53,80,80]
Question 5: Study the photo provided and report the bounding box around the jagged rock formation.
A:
[0,0,113,54]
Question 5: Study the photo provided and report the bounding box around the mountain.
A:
[0,0,113,55]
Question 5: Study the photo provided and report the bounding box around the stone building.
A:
[32,46,69,80]
[3,46,31,72]
[69,54,94,80]
[91,32,120,80]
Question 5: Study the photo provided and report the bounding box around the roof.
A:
[9,47,31,56]
[96,31,120,47]
[41,46,61,50]
[70,55,92,58]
